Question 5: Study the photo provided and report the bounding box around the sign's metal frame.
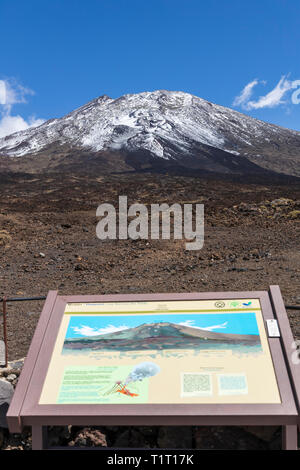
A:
[6,286,300,450]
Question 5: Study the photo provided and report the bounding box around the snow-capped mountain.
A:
[0,90,300,177]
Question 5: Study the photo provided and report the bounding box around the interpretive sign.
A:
[6,287,300,450]
[40,298,280,406]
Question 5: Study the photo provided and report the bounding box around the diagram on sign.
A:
[103,362,160,398]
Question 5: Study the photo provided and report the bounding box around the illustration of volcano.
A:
[63,322,261,352]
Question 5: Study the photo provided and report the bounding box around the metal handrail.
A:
[0,296,46,303]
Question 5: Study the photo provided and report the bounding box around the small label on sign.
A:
[0,340,5,366]
[266,319,280,337]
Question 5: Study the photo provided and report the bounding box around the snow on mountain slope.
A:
[0,90,300,176]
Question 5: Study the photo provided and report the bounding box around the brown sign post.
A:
[6,286,300,450]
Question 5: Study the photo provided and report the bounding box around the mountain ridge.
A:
[1,90,300,178]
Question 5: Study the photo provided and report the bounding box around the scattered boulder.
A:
[0,230,11,247]
[0,379,14,428]
[0,379,14,406]
[68,427,107,447]
[48,426,72,447]
[6,374,17,383]
[231,198,299,220]
[288,210,300,219]
[0,403,9,428]
[270,198,294,207]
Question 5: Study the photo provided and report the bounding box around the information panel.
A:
[39,298,281,405]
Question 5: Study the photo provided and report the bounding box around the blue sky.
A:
[65,312,259,339]
[1,0,299,136]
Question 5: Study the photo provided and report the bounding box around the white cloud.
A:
[233,75,299,111]
[0,78,45,138]
[0,114,44,138]
[0,81,6,105]
[233,79,259,107]
[246,76,294,109]
[179,320,228,331]
[71,324,129,337]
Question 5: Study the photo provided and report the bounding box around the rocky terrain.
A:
[0,171,300,450]
[0,172,300,359]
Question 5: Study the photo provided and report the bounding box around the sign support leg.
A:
[282,425,298,450]
[32,425,48,450]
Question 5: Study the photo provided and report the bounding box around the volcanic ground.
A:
[0,172,300,360]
